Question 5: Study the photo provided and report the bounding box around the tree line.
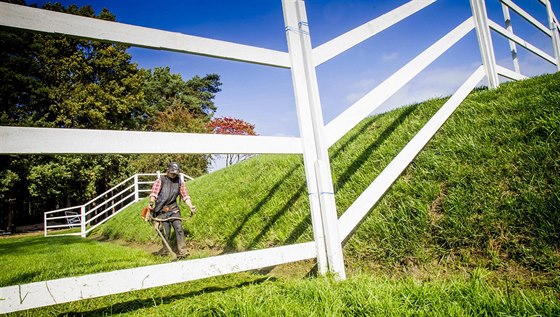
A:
[0,0,255,230]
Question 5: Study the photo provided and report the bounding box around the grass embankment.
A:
[1,72,559,315]
[102,72,560,277]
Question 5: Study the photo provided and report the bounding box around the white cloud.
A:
[377,65,478,113]
[382,52,399,61]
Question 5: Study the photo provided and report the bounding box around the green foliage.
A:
[128,67,222,177]
[142,67,220,122]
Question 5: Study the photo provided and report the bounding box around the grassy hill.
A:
[3,72,558,315]
[101,72,559,280]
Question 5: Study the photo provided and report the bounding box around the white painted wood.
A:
[496,65,528,80]
[470,0,500,88]
[0,2,290,68]
[500,0,551,35]
[0,242,316,314]
[539,0,559,25]
[313,0,436,66]
[282,0,332,277]
[545,0,560,70]
[489,20,557,65]
[338,67,486,240]
[314,160,345,279]
[501,4,521,72]
[325,18,475,148]
[0,127,303,154]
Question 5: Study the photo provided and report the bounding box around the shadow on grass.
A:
[247,183,306,249]
[0,235,88,256]
[223,163,302,253]
[59,277,274,317]
[334,104,418,194]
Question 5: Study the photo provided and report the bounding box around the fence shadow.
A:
[247,182,306,249]
[223,164,302,252]
[334,104,419,193]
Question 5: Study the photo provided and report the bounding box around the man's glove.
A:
[190,205,197,217]
[148,200,155,210]
[141,206,152,222]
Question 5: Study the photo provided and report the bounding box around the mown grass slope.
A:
[2,72,559,316]
[102,72,559,280]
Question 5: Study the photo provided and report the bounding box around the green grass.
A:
[0,235,167,287]
[4,267,559,316]
[2,72,560,315]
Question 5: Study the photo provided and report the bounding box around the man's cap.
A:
[167,162,180,174]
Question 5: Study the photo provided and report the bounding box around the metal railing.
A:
[43,173,193,237]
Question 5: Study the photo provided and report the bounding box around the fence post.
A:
[470,0,500,88]
[282,0,345,279]
[501,4,520,73]
[545,0,560,70]
[80,205,86,238]
[134,174,139,202]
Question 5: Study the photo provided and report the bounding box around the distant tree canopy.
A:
[208,116,257,167]
[0,1,223,229]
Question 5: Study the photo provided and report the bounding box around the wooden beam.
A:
[324,18,475,147]
[0,242,316,314]
[338,67,485,241]
[0,2,290,68]
[313,0,436,66]
[0,127,303,154]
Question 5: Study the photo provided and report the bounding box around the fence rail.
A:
[43,173,193,238]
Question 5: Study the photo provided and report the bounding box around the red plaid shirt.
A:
[150,177,190,201]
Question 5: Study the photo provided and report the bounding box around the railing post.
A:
[80,205,86,238]
[470,0,500,88]
[501,3,520,73]
[545,0,560,70]
[282,0,345,279]
[43,212,47,237]
[134,174,139,202]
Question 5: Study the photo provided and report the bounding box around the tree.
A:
[0,1,143,226]
[207,116,257,167]
[129,67,222,177]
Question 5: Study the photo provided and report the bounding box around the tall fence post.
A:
[282,0,345,279]
[470,0,500,88]
[80,205,86,238]
[545,0,560,70]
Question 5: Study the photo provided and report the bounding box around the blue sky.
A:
[33,0,559,140]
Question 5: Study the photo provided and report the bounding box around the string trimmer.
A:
[141,206,180,260]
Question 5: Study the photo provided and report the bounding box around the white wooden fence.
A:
[0,0,558,313]
[43,173,193,238]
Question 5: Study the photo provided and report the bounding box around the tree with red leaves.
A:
[208,117,257,167]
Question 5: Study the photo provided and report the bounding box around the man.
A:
[148,162,196,257]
